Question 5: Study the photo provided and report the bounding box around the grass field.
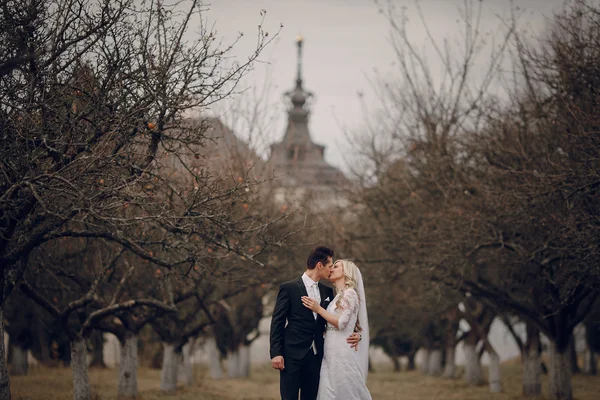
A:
[9,363,600,400]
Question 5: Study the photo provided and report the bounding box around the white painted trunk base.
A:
[487,351,502,393]
[118,335,138,398]
[160,343,178,392]
[226,350,240,378]
[178,341,194,386]
[0,310,11,400]
[427,349,443,377]
[443,346,456,378]
[548,342,573,400]
[419,349,430,375]
[71,338,91,400]
[206,338,223,379]
[464,344,483,385]
[522,349,542,396]
[583,350,597,375]
[10,346,27,376]
[238,346,250,377]
[225,346,250,378]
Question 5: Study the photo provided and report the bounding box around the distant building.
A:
[268,37,348,210]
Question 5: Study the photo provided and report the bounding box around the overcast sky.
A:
[203,0,566,171]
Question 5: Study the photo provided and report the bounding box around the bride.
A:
[301,259,372,400]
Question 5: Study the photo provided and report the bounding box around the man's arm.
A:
[269,284,289,360]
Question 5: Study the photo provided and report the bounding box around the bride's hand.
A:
[301,296,321,312]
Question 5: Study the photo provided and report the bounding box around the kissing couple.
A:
[269,246,372,400]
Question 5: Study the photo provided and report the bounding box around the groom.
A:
[269,246,361,400]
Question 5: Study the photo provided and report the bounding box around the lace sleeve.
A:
[337,289,359,331]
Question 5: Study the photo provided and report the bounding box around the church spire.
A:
[268,36,347,192]
[285,36,312,111]
[281,36,314,149]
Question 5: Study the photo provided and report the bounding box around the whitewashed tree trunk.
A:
[419,349,430,375]
[0,310,11,400]
[464,344,483,385]
[569,338,579,374]
[71,337,91,400]
[206,338,223,379]
[160,343,178,392]
[487,351,502,393]
[407,352,416,371]
[226,350,240,378]
[583,349,596,375]
[178,341,194,386]
[10,346,28,376]
[117,335,138,398]
[523,347,541,396]
[548,342,573,400]
[427,349,443,376]
[443,346,456,378]
[238,345,250,377]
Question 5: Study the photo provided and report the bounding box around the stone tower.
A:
[269,37,347,206]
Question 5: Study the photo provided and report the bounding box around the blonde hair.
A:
[334,259,363,332]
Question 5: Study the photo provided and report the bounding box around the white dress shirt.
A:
[302,272,321,320]
[302,272,321,355]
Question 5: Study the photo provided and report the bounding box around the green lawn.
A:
[9,363,600,400]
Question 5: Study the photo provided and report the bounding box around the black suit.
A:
[270,276,334,400]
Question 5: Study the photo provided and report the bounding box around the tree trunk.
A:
[160,343,178,392]
[0,310,11,400]
[9,344,28,376]
[523,325,542,396]
[464,343,483,385]
[70,337,91,400]
[583,319,597,375]
[569,337,579,374]
[427,349,443,376]
[443,309,459,379]
[34,322,51,365]
[523,349,542,396]
[583,349,596,375]
[178,341,194,386]
[487,350,502,393]
[226,349,240,378]
[6,339,12,371]
[117,335,138,399]
[206,337,223,379]
[150,346,162,369]
[548,341,573,400]
[237,345,250,377]
[89,331,106,369]
[419,348,430,375]
[392,356,401,372]
[443,346,456,378]
[407,352,416,371]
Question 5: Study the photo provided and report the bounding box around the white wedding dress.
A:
[317,288,372,400]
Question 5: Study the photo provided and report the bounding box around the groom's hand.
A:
[347,333,361,351]
[272,355,285,370]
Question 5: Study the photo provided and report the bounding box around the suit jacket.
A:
[269,276,334,363]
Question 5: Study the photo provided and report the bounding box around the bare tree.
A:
[0,1,285,398]
[351,2,599,400]
[17,238,176,400]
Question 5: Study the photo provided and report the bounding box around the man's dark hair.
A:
[306,246,334,269]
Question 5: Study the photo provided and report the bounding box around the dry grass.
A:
[10,363,600,400]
